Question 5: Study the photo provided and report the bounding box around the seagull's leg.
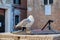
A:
[22,27,26,31]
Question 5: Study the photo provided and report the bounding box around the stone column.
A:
[5,4,13,33]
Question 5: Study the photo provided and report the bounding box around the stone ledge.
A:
[0,33,60,40]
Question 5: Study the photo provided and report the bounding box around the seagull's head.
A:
[27,15,34,22]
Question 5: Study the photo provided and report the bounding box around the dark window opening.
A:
[14,0,21,4]
[49,0,53,4]
[44,0,53,5]
[15,15,19,25]
[44,0,48,5]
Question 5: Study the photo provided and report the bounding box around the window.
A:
[49,0,53,4]
[44,0,48,5]
[44,0,53,5]
[44,0,53,15]
[14,0,21,4]
[15,15,19,25]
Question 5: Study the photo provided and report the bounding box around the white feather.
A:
[15,15,34,28]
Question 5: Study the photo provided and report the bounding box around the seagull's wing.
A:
[15,15,35,28]
[15,19,27,28]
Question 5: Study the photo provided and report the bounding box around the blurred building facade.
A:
[0,0,27,33]
[27,0,60,31]
[0,0,60,33]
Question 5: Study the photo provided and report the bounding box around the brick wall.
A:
[20,0,27,20]
[27,0,60,31]
[0,9,5,15]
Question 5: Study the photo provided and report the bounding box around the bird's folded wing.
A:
[15,19,27,27]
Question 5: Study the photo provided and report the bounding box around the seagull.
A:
[15,15,34,31]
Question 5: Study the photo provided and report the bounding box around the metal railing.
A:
[41,20,54,30]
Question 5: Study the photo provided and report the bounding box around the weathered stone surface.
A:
[1,33,60,40]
